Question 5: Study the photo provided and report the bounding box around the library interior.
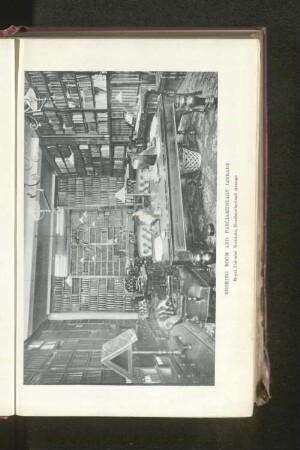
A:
[24,71,217,385]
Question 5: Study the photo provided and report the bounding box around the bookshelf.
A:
[25,70,159,177]
[24,70,166,181]
[43,143,116,176]
[51,276,133,314]
[56,175,125,208]
[25,70,118,176]
[24,320,136,385]
[26,71,109,135]
[25,70,164,318]
[51,206,134,314]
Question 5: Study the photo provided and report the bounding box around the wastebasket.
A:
[179,147,202,174]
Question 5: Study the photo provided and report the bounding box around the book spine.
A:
[255,27,270,407]
[0,25,22,38]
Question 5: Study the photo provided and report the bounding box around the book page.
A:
[0,40,16,416]
[16,36,260,417]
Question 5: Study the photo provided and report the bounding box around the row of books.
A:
[89,351,103,368]
[49,143,116,177]
[46,144,71,158]
[69,351,90,369]
[28,72,67,136]
[101,145,110,158]
[62,72,108,112]
[76,74,94,108]
[113,159,125,170]
[52,276,134,313]
[71,226,125,242]
[27,71,110,137]
[96,112,109,136]
[24,351,52,371]
[44,72,97,111]
[28,371,64,385]
[26,368,126,385]
[45,72,68,108]
[79,277,132,311]
[60,72,81,109]
[43,109,62,132]
[51,350,74,368]
[76,340,102,350]
[57,175,125,207]
[113,145,125,159]
[72,112,86,134]
[52,278,79,313]
[70,261,127,277]
[27,71,49,98]
[55,157,76,174]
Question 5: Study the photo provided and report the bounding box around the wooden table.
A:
[148,95,193,265]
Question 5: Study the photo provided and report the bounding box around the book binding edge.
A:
[0,25,21,38]
[255,27,270,407]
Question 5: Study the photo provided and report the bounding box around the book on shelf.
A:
[0,26,269,418]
